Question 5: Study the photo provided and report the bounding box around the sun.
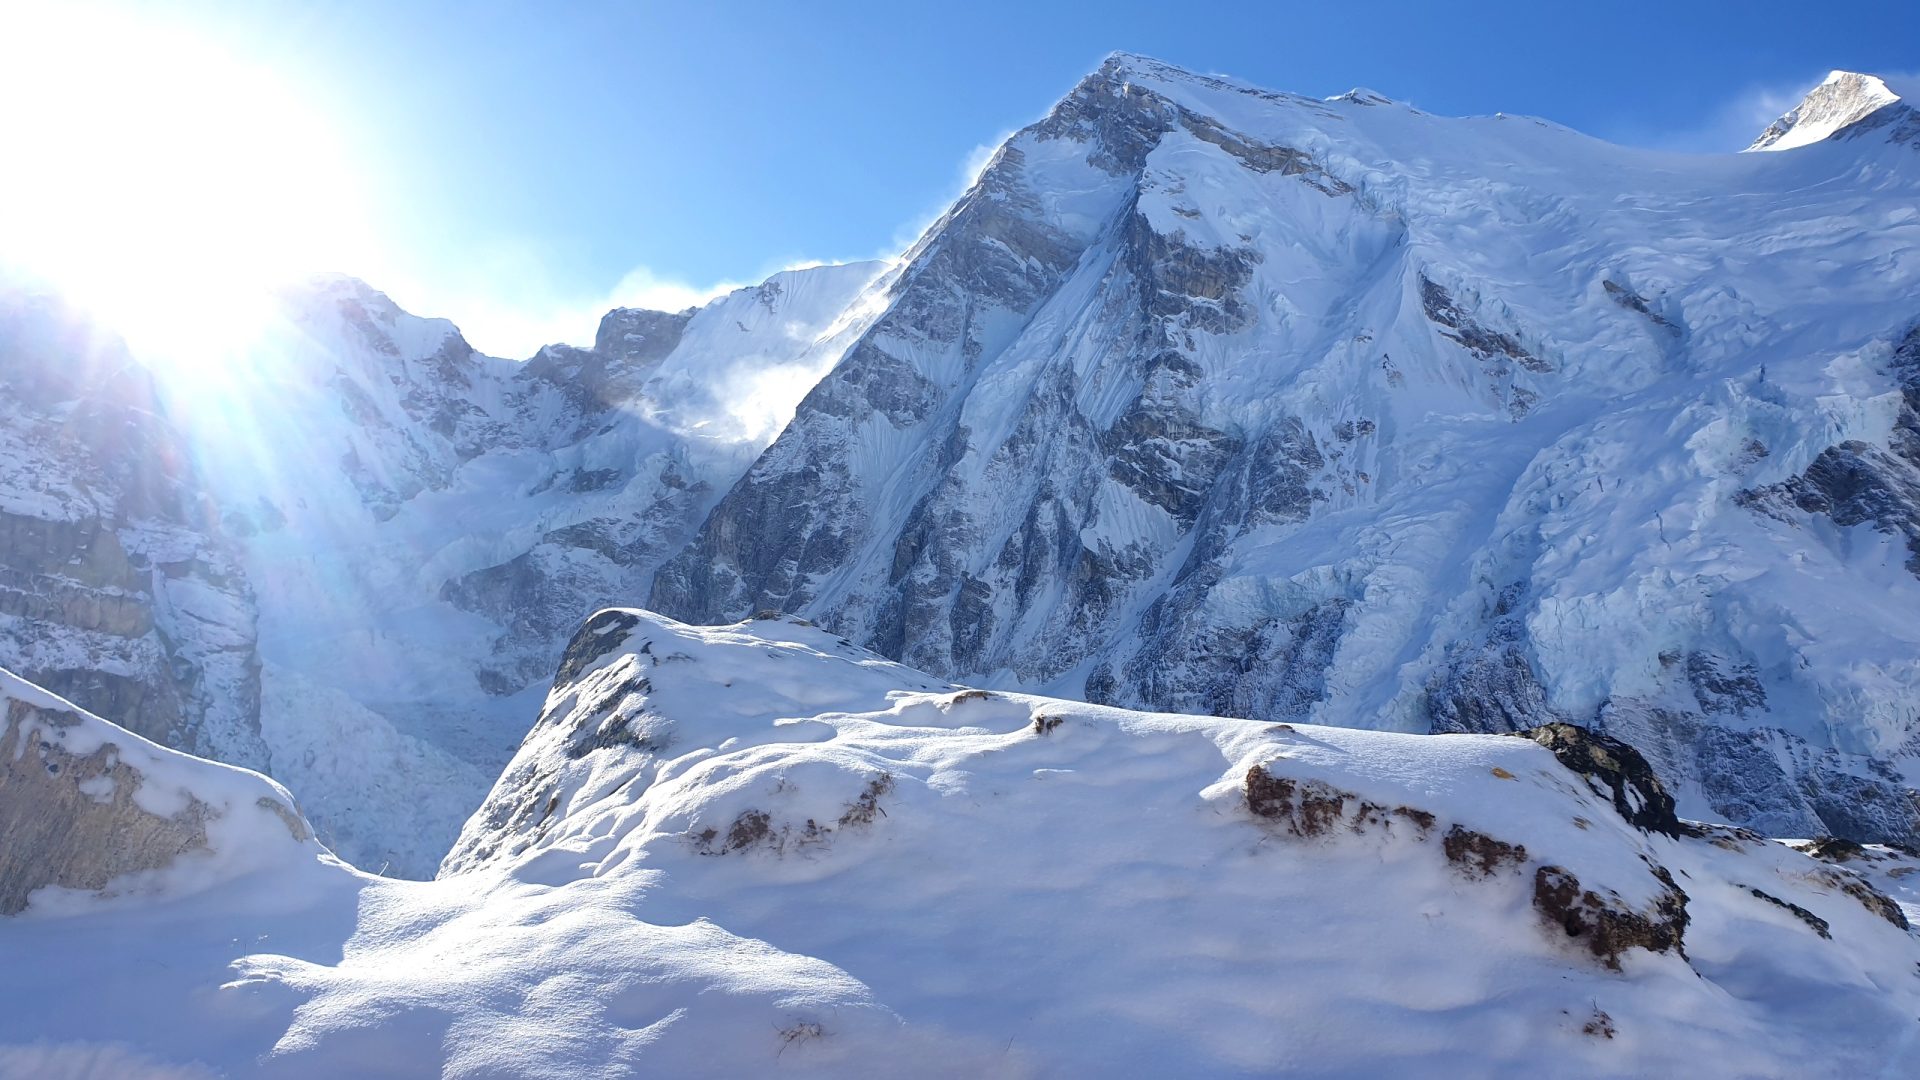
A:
[0,6,374,366]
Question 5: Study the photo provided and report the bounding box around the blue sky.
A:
[14,0,1920,355]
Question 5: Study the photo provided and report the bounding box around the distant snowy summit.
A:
[1748,70,1919,151]
[1326,87,1395,107]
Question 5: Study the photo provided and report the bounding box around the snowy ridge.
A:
[5,618,1919,1075]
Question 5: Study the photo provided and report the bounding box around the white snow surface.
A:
[4,616,1917,1076]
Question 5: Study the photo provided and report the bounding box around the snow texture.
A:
[3,615,1916,1076]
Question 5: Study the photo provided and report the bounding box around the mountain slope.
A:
[0,292,266,771]
[0,262,889,876]
[205,262,888,874]
[653,56,1920,845]
[5,620,1917,1076]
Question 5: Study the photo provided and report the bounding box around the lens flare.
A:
[0,6,373,370]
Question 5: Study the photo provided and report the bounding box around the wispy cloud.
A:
[389,124,1015,359]
[601,265,749,315]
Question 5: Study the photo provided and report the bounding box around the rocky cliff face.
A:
[0,292,265,769]
[0,668,314,916]
[653,56,1920,846]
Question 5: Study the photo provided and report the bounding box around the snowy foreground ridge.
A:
[4,612,1920,1077]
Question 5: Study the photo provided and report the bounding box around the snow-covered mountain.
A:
[0,262,888,874]
[1748,70,1920,151]
[5,53,1920,881]
[3,618,1916,1075]
[653,55,1920,847]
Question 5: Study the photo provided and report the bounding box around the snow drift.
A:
[4,614,1917,1075]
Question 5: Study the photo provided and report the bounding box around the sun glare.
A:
[0,7,372,365]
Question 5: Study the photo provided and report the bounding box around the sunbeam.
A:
[0,6,372,370]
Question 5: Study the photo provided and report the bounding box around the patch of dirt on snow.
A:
[696,774,896,855]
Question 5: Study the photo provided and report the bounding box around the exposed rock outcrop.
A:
[0,291,264,769]
[0,670,312,915]
[1532,864,1690,972]
[1513,723,1685,837]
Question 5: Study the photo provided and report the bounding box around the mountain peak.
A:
[1327,87,1394,106]
[1747,70,1914,151]
[1088,51,1280,99]
[1096,50,1185,78]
